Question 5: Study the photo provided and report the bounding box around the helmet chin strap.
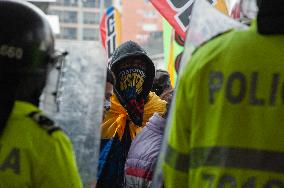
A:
[15,72,47,106]
[0,82,17,135]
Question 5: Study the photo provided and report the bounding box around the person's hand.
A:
[160,89,173,118]
[160,88,173,104]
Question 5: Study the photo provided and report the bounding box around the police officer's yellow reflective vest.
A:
[163,22,284,188]
[0,101,82,188]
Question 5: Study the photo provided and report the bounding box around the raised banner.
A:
[150,0,194,40]
[100,6,122,62]
[150,0,228,39]
[163,19,184,87]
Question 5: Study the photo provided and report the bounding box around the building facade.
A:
[48,0,112,41]
[120,0,163,44]
[47,0,164,67]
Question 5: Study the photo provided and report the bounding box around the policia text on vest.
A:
[209,71,282,105]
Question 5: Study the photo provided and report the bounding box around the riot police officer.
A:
[0,1,82,187]
[163,0,284,187]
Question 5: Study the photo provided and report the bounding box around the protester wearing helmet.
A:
[0,1,82,187]
[151,69,172,97]
[163,0,284,187]
[97,41,166,188]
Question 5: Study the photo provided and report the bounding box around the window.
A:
[55,0,78,6]
[105,0,112,7]
[83,0,99,8]
[83,12,100,24]
[83,28,99,41]
[136,34,148,41]
[150,31,163,39]
[62,11,78,23]
[142,24,158,32]
[143,11,157,18]
[49,10,78,23]
[60,27,77,39]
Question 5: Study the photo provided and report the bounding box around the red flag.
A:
[100,13,107,49]
[100,6,122,63]
[150,0,228,40]
[150,0,195,39]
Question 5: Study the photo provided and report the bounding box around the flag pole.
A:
[99,0,105,21]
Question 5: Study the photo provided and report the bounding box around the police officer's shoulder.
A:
[28,111,61,135]
[192,29,233,56]
[182,29,235,79]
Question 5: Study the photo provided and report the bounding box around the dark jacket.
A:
[97,41,165,188]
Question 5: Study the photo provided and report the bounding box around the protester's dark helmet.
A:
[109,41,155,98]
[151,69,171,96]
[110,40,151,64]
[0,0,56,105]
[109,41,155,78]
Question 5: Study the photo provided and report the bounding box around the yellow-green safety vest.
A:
[163,22,284,188]
[0,101,82,187]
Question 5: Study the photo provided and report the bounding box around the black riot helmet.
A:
[0,0,56,132]
[257,0,284,34]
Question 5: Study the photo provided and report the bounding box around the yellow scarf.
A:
[101,92,166,140]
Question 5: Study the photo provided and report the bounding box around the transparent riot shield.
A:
[151,0,252,187]
[41,40,106,187]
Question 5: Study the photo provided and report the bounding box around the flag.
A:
[168,29,175,87]
[100,6,122,63]
[163,20,184,87]
[150,0,228,39]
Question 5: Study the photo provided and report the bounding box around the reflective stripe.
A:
[125,167,153,180]
[165,144,189,172]
[189,147,284,173]
[165,146,284,173]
